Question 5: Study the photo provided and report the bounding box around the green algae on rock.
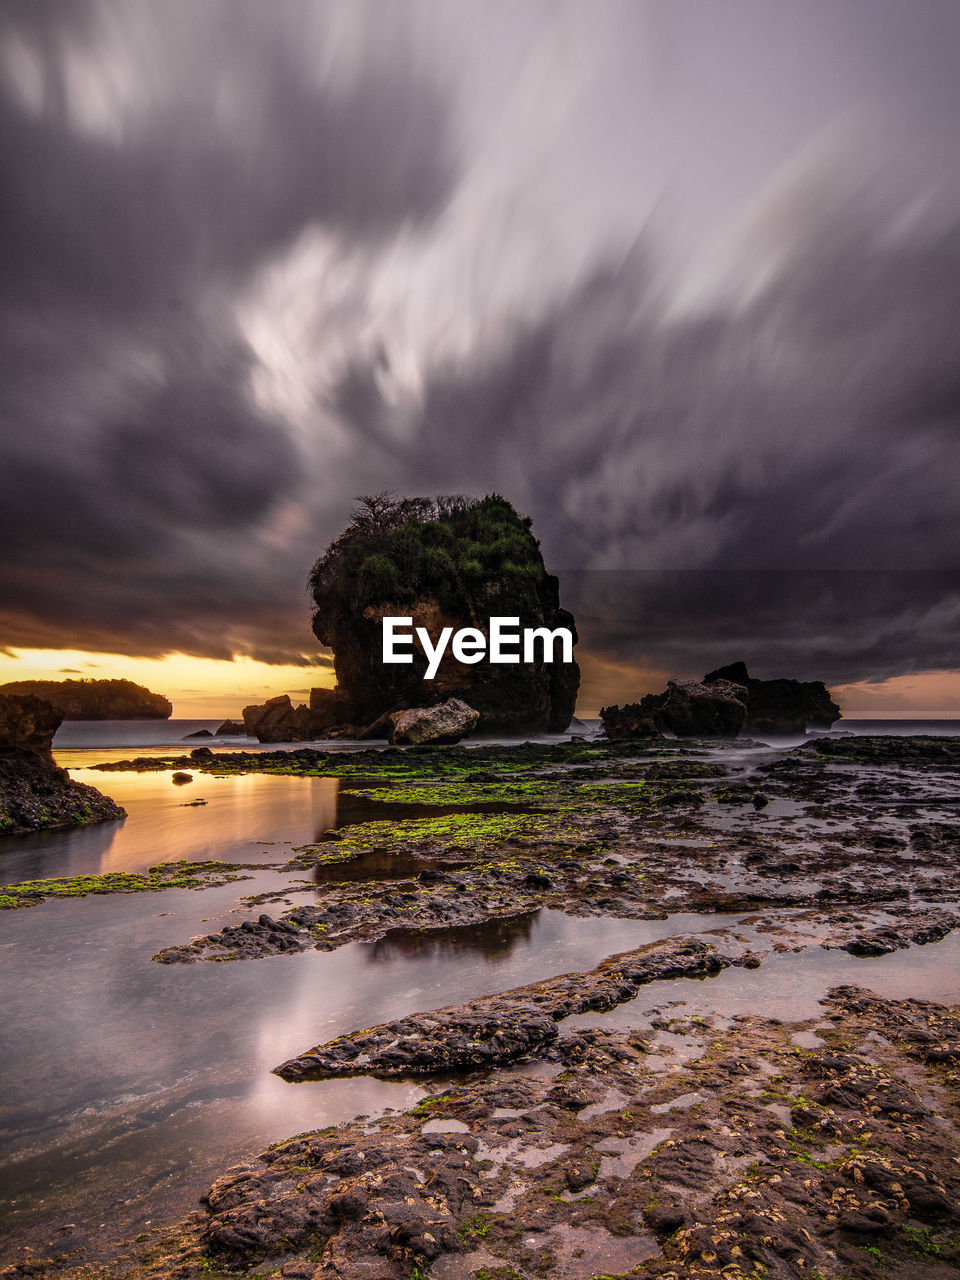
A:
[0,860,253,909]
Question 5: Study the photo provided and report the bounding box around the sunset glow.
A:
[0,648,334,719]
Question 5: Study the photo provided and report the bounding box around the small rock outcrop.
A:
[241,695,331,744]
[214,720,246,736]
[387,698,480,745]
[275,936,732,1080]
[704,661,841,734]
[0,677,171,719]
[602,662,842,739]
[598,703,662,740]
[606,678,748,739]
[308,494,580,735]
[0,694,125,835]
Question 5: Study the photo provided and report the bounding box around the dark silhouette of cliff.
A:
[0,678,172,720]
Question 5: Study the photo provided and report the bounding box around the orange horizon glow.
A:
[1,647,958,722]
[0,648,335,719]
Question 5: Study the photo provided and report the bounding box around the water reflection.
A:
[0,896,721,1260]
[564,928,960,1028]
[0,771,340,880]
[368,911,539,963]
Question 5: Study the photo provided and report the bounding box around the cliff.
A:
[0,694,125,834]
[308,494,580,735]
[0,678,172,720]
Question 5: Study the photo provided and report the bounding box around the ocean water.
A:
[51,716,960,756]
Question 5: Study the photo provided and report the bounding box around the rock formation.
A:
[597,703,662,740]
[704,660,842,734]
[0,677,172,720]
[387,698,480,745]
[307,494,580,735]
[241,695,332,744]
[0,694,125,834]
[601,661,841,739]
[215,719,246,736]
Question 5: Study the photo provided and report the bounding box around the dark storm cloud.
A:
[1,0,958,695]
[333,210,960,687]
[0,0,454,661]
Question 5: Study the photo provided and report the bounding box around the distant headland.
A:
[0,678,172,720]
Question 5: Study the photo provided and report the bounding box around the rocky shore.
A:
[0,694,124,835]
[3,732,960,1279]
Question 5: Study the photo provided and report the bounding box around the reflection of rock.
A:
[598,704,662,740]
[172,772,193,785]
[388,698,480,745]
[275,936,731,1079]
[0,677,171,719]
[368,911,538,963]
[0,693,125,834]
[309,494,580,735]
[704,661,841,734]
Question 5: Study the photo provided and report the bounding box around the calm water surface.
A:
[0,754,730,1256]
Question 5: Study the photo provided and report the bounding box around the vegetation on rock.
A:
[0,677,172,720]
[308,493,580,733]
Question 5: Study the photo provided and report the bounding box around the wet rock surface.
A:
[275,936,738,1080]
[8,732,960,1279]
[24,987,960,1280]
[148,735,960,964]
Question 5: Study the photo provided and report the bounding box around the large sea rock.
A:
[307,495,580,736]
[704,661,841,734]
[628,678,749,738]
[601,661,842,740]
[0,694,125,835]
[0,677,171,720]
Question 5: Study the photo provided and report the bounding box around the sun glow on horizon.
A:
[1,647,959,723]
[0,648,335,719]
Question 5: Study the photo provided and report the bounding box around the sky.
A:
[0,0,958,716]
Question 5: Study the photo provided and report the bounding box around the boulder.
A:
[308,494,580,735]
[0,693,125,834]
[598,703,662,740]
[704,661,841,734]
[388,698,480,745]
[242,695,334,744]
[601,679,747,739]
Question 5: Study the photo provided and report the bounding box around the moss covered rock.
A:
[308,494,580,734]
